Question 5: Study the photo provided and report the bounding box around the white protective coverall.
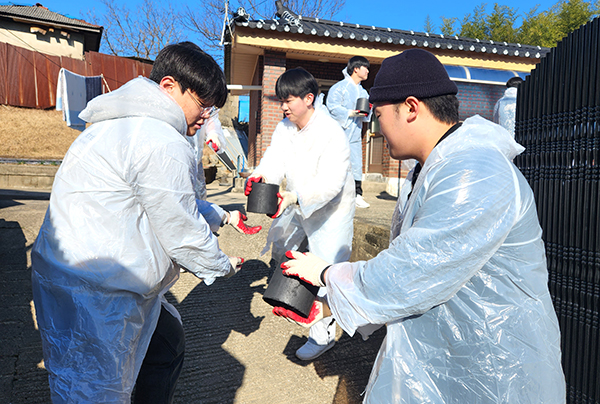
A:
[493,86,518,136]
[187,112,227,200]
[325,115,566,403]
[254,102,355,266]
[31,77,232,403]
[326,69,371,182]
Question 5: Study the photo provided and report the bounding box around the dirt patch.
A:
[0,105,81,160]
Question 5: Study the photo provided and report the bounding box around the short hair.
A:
[506,76,524,88]
[346,56,370,76]
[149,42,227,108]
[275,67,319,104]
[418,94,460,125]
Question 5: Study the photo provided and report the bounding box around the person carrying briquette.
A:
[187,110,226,201]
[326,56,372,208]
[273,49,566,403]
[244,67,355,361]
[186,110,261,235]
[31,42,248,403]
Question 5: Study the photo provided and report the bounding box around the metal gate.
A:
[514,17,600,404]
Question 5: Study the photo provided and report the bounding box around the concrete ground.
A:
[0,180,398,404]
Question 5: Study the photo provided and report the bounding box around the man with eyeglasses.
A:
[31,42,246,403]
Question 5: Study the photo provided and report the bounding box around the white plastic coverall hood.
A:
[325,115,566,403]
[253,104,355,264]
[31,77,231,402]
[186,112,227,200]
[185,112,229,229]
[493,86,518,136]
[326,70,371,181]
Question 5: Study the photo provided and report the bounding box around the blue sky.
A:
[37,0,561,35]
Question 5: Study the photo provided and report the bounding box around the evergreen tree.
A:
[517,6,562,47]
[429,0,599,47]
[440,17,458,36]
[460,4,489,39]
[487,4,518,43]
[424,15,436,33]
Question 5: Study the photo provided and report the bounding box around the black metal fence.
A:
[514,17,600,404]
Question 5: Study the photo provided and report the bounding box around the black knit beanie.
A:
[369,49,458,104]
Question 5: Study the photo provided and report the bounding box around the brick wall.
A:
[382,140,400,178]
[289,58,379,179]
[247,59,262,168]
[254,52,286,166]
[362,132,368,175]
[287,59,346,82]
[251,57,350,168]
[456,82,505,121]
[372,81,506,180]
[249,58,507,183]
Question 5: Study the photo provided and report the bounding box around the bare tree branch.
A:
[87,0,186,59]
[185,0,345,63]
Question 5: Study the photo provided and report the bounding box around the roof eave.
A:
[233,19,550,61]
[2,14,103,34]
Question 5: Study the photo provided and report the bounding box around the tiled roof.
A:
[0,4,102,32]
[232,12,550,59]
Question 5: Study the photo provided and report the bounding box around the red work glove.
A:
[206,140,219,152]
[205,132,222,152]
[244,176,263,196]
[281,250,329,287]
[226,210,262,235]
[272,300,324,328]
[349,110,368,117]
[225,257,245,278]
[270,191,297,219]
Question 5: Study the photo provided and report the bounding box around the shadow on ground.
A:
[260,259,384,404]
[172,259,270,403]
[376,191,398,201]
[0,214,51,404]
[1,189,388,403]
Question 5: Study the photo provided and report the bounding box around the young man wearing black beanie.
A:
[273,49,566,403]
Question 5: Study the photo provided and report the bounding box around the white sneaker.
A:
[356,195,370,208]
[295,338,336,361]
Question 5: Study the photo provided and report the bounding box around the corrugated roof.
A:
[231,12,550,60]
[0,4,102,32]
